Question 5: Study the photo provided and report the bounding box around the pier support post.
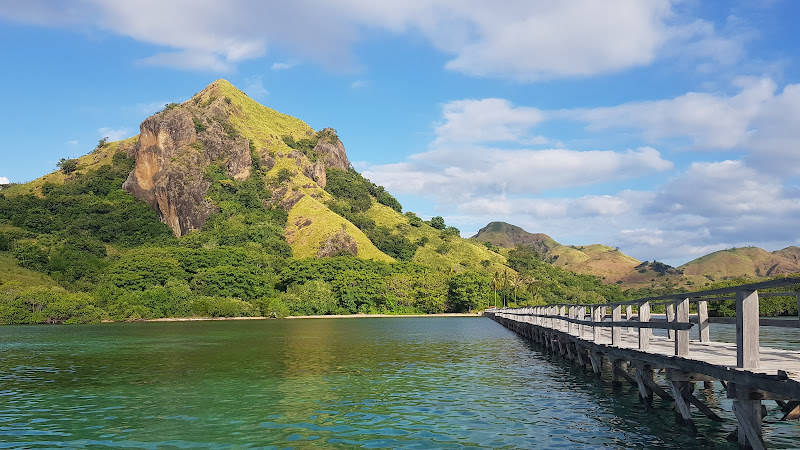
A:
[588,351,602,378]
[635,365,654,405]
[670,380,697,433]
[729,383,766,450]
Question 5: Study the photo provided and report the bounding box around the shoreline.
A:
[142,313,482,322]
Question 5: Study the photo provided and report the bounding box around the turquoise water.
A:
[1,317,798,448]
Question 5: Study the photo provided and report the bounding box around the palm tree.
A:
[492,272,500,308]
[502,270,509,307]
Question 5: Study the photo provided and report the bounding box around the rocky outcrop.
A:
[313,128,350,171]
[317,230,358,257]
[306,160,327,188]
[122,104,252,237]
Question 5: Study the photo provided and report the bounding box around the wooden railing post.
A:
[675,298,689,356]
[737,289,760,369]
[578,306,585,337]
[612,303,621,345]
[639,301,650,351]
[698,300,710,342]
[591,305,601,342]
[666,303,675,339]
[559,305,566,331]
[625,304,632,333]
[568,306,575,335]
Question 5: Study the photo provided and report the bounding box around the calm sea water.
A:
[1,317,798,449]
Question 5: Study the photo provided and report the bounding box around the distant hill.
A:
[0,79,519,323]
[680,246,800,280]
[472,221,800,287]
[472,222,641,283]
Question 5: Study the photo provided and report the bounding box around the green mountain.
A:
[680,246,800,280]
[4,79,568,324]
[472,221,800,289]
[472,221,641,284]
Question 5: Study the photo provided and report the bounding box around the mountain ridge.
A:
[473,221,800,286]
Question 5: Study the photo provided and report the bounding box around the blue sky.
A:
[2,1,800,266]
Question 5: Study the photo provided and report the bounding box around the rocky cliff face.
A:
[122,101,252,237]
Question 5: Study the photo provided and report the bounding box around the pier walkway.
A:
[485,278,800,449]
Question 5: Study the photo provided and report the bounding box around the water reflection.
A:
[0,318,798,448]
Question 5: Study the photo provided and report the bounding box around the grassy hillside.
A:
[681,246,800,280]
[0,79,628,324]
[0,252,59,288]
[473,221,641,284]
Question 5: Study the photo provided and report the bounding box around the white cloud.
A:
[350,80,369,89]
[0,176,10,184]
[137,50,235,72]
[563,77,776,149]
[271,61,297,71]
[560,78,800,175]
[365,146,671,203]
[0,1,741,80]
[435,98,544,145]
[98,127,131,141]
[243,75,269,99]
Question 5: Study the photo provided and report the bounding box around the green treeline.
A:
[2,146,794,324]
[0,147,496,324]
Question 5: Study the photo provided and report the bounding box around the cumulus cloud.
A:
[365,146,672,203]
[435,98,544,145]
[271,61,297,71]
[243,75,269,99]
[98,127,130,141]
[0,1,740,80]
[563,77,776,149]
[560,77,800,176]
[0,176,10,184]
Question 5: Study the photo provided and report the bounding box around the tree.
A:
[427,216,446,230]
[57,158,78,174]
[448,271,491,312]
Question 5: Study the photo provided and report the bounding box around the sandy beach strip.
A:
[142,313,482,322]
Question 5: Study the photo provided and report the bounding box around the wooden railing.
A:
[491,277,800,370]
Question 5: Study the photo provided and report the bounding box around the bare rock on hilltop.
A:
[122,106,251,237]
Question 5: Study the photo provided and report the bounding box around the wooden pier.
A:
[485,278,800,449]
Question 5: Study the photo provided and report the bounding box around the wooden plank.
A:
[592,305,601,343]
[670,381,697,432]
[613,362,637,386]
[781,401,800,420]
[635,365,654,403]
[682,389,724,422]
[708,317,800,328]
[737,289,760,369]
[697,300,710,342]
[625,304,633,333]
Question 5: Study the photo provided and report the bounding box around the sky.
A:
[1,1,800,266]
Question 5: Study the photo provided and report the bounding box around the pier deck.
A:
[486,278,800,449]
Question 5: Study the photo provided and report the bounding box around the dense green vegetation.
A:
[4,146,792,324]
[0,144,522,324]
[491,245,625,307]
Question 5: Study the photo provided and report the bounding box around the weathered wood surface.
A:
[487,313,800,400]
